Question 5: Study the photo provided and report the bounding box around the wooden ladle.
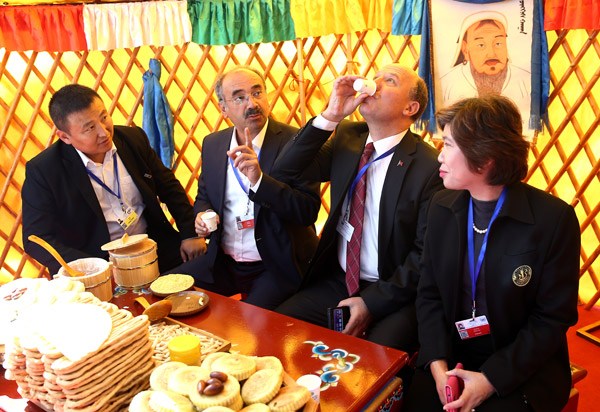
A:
[135,296,172,322]
[27,235,85,277]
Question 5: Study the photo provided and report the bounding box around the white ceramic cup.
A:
[201,211,218,232]
[296,374,321,403]
[353,78,376,96]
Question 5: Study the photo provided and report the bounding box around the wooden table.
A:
[1,288,408,411]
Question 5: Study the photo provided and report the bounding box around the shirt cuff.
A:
[250,173,263,192]
[313,114,339,131]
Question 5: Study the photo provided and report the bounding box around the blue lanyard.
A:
[467,188,506,318]
[86,153,121,201]
[228,149,261,194]
[345,143,398,205]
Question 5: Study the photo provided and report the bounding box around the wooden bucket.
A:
[55,258,113,301]
[105,237,159,288]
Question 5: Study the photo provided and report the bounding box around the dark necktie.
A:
[345,142,375,296]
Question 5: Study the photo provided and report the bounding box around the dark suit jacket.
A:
[194,120,320,292]
[416,184,580,411]
[274,119,443,320]
[22,125,197,274]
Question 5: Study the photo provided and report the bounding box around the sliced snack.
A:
[268,385,311,412]
[241,369,284,404]
[210,353,256,381]
[148,390,195,412]
[167,365,211,396]
[150,361,187,391]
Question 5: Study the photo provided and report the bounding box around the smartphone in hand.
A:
[445,362,464,412]
[327,306,350,332]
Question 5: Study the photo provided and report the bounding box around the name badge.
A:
[236,214,255,230]
[336,219,354,243]
[455,315,490,340]
[118,207,138,230]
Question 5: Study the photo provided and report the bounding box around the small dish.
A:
[164,290,209,316]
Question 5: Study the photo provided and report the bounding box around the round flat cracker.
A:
[241,368,283,404]
[187,375,240,410]
[150,274,195,297]
[210,354,256,381]
[150,361,187,391]
[268,385,311,412]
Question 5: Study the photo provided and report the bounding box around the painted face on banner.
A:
[461,20,508,76]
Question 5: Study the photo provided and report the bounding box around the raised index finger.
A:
[244,127,251,147]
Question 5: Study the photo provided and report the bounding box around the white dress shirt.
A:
[220,121,268,262]
[312,114,407,282]
[77,145,147,240]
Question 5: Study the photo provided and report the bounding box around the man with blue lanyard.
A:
[22,84,205,275]
[274,64,443,352]
[167,66,320,310]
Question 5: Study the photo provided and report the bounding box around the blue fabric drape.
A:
[391,0,425,35]
[142,59,175,168]
[530,0,549,131]
[416,0,434,131]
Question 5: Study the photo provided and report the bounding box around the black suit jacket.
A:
[416,184,580,411]
[274,119,443,319]
[22,125,197,274]
[194,120,320,291]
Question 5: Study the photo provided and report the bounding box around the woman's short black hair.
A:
[436,95,529,186]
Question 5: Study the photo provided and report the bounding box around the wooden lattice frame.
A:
[0,29,598,305]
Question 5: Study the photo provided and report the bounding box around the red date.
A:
[203,381,224,396]
[197,379,207,394]
[209,371,228,382]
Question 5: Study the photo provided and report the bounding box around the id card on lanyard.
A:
[86,153,138,231]
[336,143,398,242]
[228,151,260,230]
[454,188,506,340]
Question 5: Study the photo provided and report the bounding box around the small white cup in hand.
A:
[353,78,376,96]
[296,374,321,403]
[201,211,218,232]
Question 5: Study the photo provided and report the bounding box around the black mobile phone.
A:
[327,306,350,331]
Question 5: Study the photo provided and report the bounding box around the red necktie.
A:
[345,142,375,296]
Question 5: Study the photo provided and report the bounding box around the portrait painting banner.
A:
[431,0,535,137]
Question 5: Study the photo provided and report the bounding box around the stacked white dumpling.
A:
[2,277,155,411]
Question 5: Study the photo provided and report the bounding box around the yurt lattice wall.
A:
[0,29,598,305]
